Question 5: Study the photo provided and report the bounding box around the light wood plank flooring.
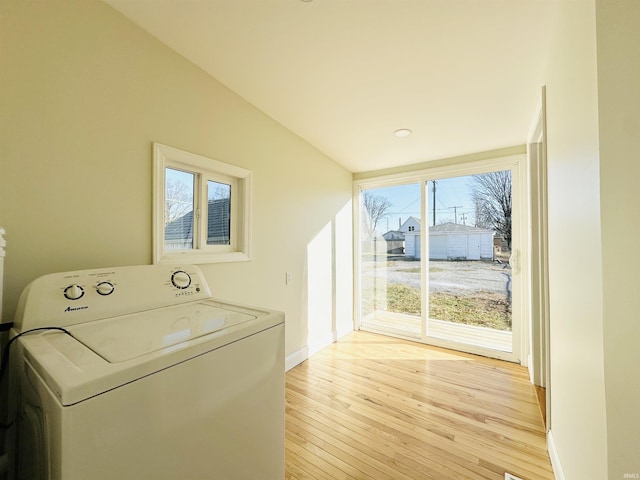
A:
[285,331,554,480]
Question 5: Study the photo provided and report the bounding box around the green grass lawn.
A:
[386,283,512,331]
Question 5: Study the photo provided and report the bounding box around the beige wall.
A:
[596,0,640,477]
[0,0,352,363]
[543,0,609,478]
[543,1,640,477]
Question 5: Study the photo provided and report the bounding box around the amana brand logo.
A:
[64,305,89,312]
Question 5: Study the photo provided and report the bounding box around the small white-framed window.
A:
[153,143,252,264]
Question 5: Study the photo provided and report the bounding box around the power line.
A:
[449,205,463,224]
[396,198,419,213]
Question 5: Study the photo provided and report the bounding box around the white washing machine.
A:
[6,264,285,480]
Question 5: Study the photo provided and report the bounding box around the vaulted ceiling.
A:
[105,0,556,173]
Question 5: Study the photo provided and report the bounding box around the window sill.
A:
[156,251,251,265]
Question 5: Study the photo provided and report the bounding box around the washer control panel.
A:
[15,265,213,330]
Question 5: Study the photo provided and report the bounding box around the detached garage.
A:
[405,222,494,260]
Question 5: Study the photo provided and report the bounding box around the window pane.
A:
[427,171,512,352]
[207,180,231,245]
[164,168,194,250]
[359,183,422,338]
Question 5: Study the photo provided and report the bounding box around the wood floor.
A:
[285,331,554,480]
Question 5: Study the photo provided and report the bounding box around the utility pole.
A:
[460,213,468,225]
[432,180,437,226]
[449,205,463,224]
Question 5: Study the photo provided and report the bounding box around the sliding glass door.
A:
[357,158,522,361]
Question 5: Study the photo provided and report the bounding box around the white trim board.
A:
[285,346,308,372]
[547,430,565,480]
[285,328,353,372]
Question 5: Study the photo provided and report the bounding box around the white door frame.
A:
[527,86,551,430]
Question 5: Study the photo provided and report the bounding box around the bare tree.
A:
[165,178,193,225]
[471,170,512,247]
[361,191,392,239]
[208,181,231,201]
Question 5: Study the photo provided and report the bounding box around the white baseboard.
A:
[285,346,308,372]
[547,430,565,480]
[527,353,534,383]
[336,325,353,342]
[308,332,335,357]
[285,327,354,372]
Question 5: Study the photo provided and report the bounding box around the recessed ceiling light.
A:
[393,128,413,138]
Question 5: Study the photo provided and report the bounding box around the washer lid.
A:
[69,302,256,363]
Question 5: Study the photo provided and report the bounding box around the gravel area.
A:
[361,258,512,297]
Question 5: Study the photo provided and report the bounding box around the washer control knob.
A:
[64,284,84,300]
[171,270,191,289]
[96,281,115,296]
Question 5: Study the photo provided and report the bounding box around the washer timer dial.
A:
[171,270,191,289]
[64,284,85,300]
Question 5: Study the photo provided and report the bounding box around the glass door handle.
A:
[509,249,520,273]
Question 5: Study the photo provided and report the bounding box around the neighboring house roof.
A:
[382,230,405,240]
[402,222,495,235]
[429,222,494,234]
[165,198,230,242]
[399,216,421,229]
[389,222,495,238]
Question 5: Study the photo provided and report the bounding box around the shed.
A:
[382,230,405,254]
[405,222,494,260]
